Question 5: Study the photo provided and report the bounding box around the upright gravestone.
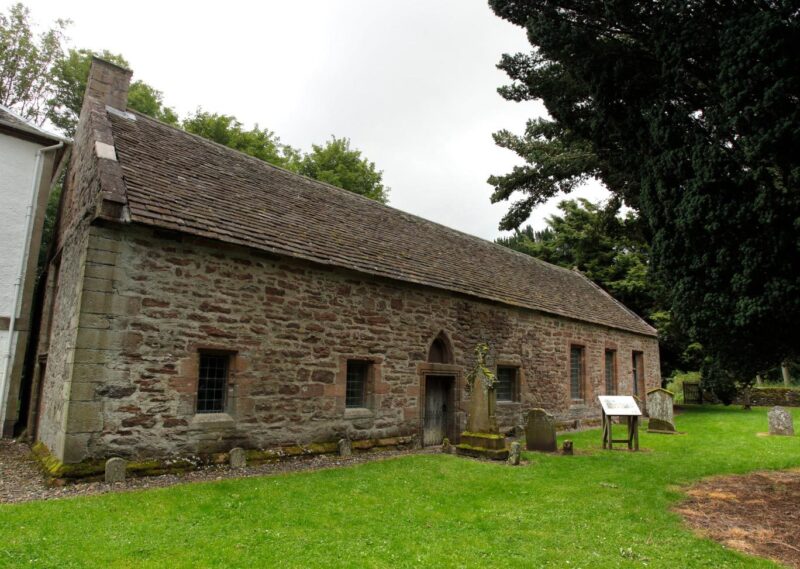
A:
[507,441,521,465]
[525,408,557,452]
[455,344,509,460]
[105,457,127,483]
[768,406,795,436]
[229,447,246,469]
[338,438,353,457]
[647,388,676,433]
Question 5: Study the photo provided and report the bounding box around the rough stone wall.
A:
[34,223,90,459]
[32,100,104,460]
[45,222,659,463]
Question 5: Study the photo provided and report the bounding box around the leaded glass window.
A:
[632,351,644,396]
[346,360,369,408]
[496,366,517,402]
[605,350,617,395]
[570,346,584,400]
[197,353,229,413]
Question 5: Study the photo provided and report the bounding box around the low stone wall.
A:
[737,388,800,407]
[698,387,800,407]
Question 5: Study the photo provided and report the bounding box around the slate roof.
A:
[0,105,66,144]
[104,109,656,337]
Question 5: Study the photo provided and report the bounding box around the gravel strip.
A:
[0,439,439,505]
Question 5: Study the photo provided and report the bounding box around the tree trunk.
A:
[782,362,791,387]
[742,386,751,411]
[756,374,763,386]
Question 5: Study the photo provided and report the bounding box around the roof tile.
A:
[106,111,656,337]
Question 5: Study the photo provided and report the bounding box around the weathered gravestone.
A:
[561,440,574,455]
[507,441,521,465]
[105,457,126,483]
[647,388,676,433]
[455,344,509,460]
[525,408,557,452]
[338,438,353,457]
[229,447,246,469]
[768,406,795,436]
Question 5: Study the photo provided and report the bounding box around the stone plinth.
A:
[458,432,509,460]
[647,388,676,433]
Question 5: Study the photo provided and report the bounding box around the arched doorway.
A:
[427,333,452,364]
[423,333,455,446]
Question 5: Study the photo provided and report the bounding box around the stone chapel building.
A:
[26,59,659,466]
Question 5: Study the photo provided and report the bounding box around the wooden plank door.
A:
[423,377,450,446]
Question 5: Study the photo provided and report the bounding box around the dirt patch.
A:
[676,469,800,568]
[0,439,438,505]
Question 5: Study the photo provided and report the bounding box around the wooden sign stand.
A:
[598,395,641,451]
[602,411,639,451]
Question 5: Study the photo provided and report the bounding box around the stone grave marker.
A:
[647,388,676,433]
[508,441,521,465]
[455,344,508,460]
[229,447,246,469]
[338,438,353,457]
[525,408,557,452]
[562,440,574,455]
[768,406,795,436]
[105,457,126,483]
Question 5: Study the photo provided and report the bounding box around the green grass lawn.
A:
[1,406,798,569]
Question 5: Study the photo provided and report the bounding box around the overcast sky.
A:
[18,0,607,241]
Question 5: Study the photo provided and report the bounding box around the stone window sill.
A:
[497,400,521,405]
[569,401,587,410]
[191,413,235,427]
[345,407,374,419]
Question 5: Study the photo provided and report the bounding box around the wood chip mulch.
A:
[676,469,800,568]
[0,439,437,505]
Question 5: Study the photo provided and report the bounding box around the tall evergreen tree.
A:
[488,1,800,381]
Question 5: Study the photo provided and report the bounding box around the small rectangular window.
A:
[632,351,644,396]
[605,350,617,395]
[496,366,518,402]
[346,360,369,408]
[197,352,230,413]
[570,346,585,400]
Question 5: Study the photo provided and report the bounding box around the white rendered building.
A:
[0,106,68,437]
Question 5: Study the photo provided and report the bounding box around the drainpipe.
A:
[0,140,64,434]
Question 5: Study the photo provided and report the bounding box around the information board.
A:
[598,395,641,416]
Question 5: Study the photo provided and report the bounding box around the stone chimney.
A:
[86,57,132,111]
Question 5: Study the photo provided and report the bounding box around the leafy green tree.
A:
[489,1,800,383]
[48,49,178,136]
[298,136,389,203]
[182,110,300,171]
[0,3,67,123]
